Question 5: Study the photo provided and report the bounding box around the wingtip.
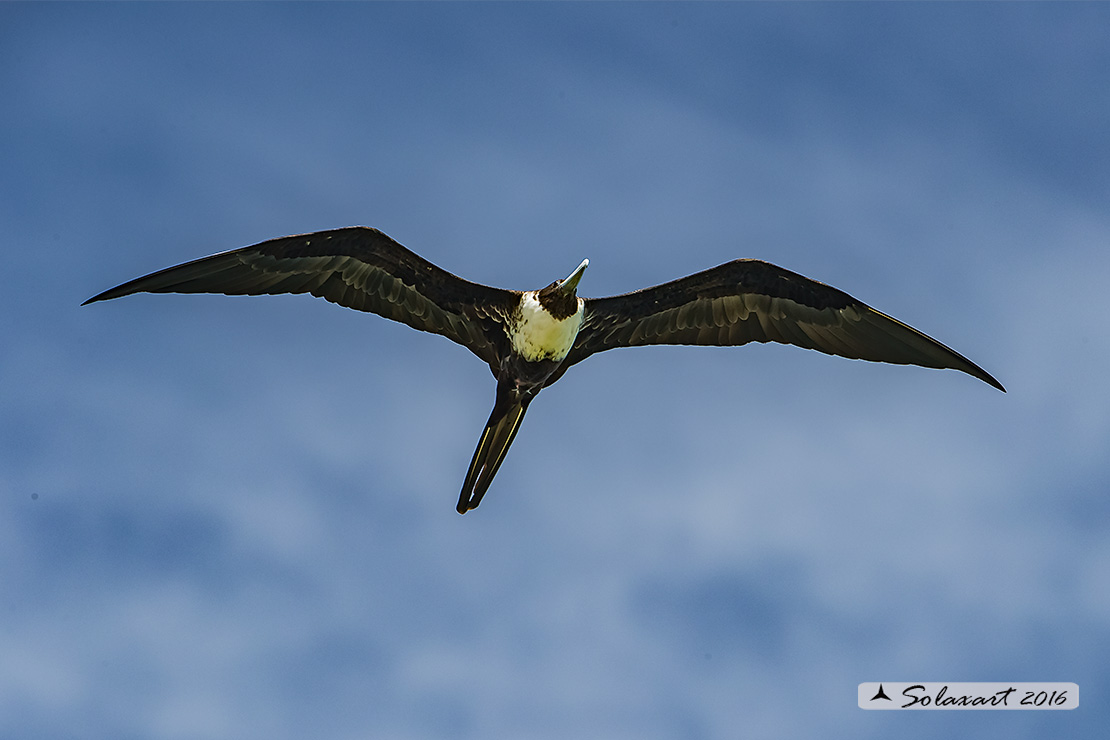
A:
[82,285,126,305]
[974,368,1006,393]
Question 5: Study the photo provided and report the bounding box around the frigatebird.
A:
[84,226,1005,513]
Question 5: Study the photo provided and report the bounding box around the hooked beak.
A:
[560,258,589,294]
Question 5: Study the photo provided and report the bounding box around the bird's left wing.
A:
[84,227,519,368]
[565,259,1004,391]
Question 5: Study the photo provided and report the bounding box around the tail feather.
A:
[456,398,529,514]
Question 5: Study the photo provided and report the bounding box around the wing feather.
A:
[84,227,519,367]
[568,259,1004,391]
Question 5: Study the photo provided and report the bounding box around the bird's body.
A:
[510,281,585,362]
[84,226,1004,513]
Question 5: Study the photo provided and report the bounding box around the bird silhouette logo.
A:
[871,684,892,702]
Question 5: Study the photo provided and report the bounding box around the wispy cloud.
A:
[2,4,1107,739]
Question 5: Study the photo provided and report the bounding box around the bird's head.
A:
[536,259,588,319]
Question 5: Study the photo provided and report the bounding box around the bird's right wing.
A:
[566,259,1004,391]
[84,227,520,368]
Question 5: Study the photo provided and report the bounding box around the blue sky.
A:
[3,3,1108,739]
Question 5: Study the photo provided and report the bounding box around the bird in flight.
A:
[85,226,1004,513]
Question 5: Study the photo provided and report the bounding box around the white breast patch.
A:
[510,292,584,362]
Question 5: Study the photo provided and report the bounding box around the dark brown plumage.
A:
[559,260,1005,391]
[85,226,1004,513]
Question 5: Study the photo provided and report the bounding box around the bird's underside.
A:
[84,226,1005,514]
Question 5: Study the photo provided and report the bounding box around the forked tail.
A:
[457,391,530,514]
